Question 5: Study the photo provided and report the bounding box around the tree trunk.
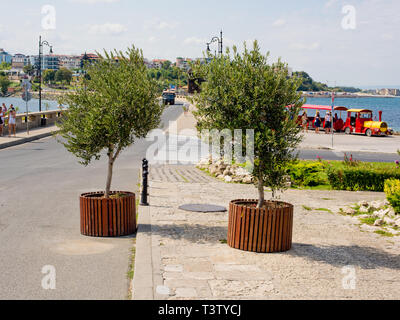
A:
[257,171,265,208]
[105,152,114,199]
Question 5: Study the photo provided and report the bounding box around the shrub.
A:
[287,162,327,187]
[385,179,400,214]
[327,167,400,192]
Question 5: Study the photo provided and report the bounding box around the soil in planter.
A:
[234,200,289,209]
[85,192,131,199]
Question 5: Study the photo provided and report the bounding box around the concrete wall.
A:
[1,110,64,132]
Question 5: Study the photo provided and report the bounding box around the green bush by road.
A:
[288,159,399,192]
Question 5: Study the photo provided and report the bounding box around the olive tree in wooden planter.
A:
[57,47,164,237]
[191,41,304,252]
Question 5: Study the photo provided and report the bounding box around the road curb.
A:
[0,130,58,150]
[132,205,154,300]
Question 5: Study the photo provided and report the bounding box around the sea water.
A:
[0,97,61,113]
[306,96,400,131]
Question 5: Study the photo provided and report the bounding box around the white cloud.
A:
[184,37,207,45]
[70,0,119,3]
[290,42,320,51]
[144,19,178,31]
[88,23,127,35]
[272,19,286,27]
[325,0,338,8]
[381,34,394,40]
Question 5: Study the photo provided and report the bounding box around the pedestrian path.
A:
[133,165,400,300]
[149,165,214,183]
[0,126,58,150]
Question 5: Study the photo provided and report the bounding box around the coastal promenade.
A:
[0,125,58,150]
[172,98,400,162]
[133,167,400,300]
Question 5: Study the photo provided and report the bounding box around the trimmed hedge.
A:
[287,162,327,187]
[385,179,400,213]
[327,167,400,192]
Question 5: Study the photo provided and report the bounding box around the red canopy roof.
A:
[301,104,348,111]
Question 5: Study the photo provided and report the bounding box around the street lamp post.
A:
[81,52,90,91]
[38,36,53,118]
[206,30,223,56]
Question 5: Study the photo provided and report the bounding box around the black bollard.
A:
[140,158,149,206]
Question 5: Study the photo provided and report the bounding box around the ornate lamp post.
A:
[206,30,223,56]
[37,36,53,117]
[81,52,90,91]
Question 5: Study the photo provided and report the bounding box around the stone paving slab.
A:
[133,166,400,300]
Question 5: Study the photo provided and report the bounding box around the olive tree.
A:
[57,46,164,198]
[191,41,304,207]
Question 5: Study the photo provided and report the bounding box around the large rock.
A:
[370,200,384,210]
[358,201,369,208]
[242,176,253,184]
[344,208,356,215]
[236,168,249,177]
[223,169,232,176]
[374,219,384,227]
[224,176,233,183]
[384,217,396,226]
[209,164,219,176]
[359,206,370,214]
[373,209,389,219]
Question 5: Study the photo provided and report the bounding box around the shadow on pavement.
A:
[141,223,228,244]
[289,243,400,270]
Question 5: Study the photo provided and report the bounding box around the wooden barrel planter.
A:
[80,191,137,237]
[227,199,293,253]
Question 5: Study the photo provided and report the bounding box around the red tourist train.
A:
[297,105,390,136]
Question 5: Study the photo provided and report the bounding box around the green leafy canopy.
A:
[190,41,305,201]
[57,46,164,167]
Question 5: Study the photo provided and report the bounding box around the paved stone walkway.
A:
[133,165,400,300]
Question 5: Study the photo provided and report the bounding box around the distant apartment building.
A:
[176,57,193,71]
[0,49,12,64]
[143,58,153,68]
[80,53,99,66]
[376,88,400,96]
[11,54,31,70]
[152,59,169,68]
[32,55,60,71]
[58,55,82,70]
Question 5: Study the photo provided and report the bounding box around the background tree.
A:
[57,46,164,198]
[23,64,35,76]
[0,62,11,71]
[55,68,73,85]
[0,75,11,95]
[43,69,56,84]
[191,41,304,207]
[161,60,172,70]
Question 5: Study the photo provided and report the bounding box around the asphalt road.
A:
[0,103,184,300]
[298,149,399,162]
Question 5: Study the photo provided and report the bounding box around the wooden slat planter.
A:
[80,191,137,237]
[227,199,293,253]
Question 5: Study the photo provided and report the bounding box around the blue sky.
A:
[1,0,399,88]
